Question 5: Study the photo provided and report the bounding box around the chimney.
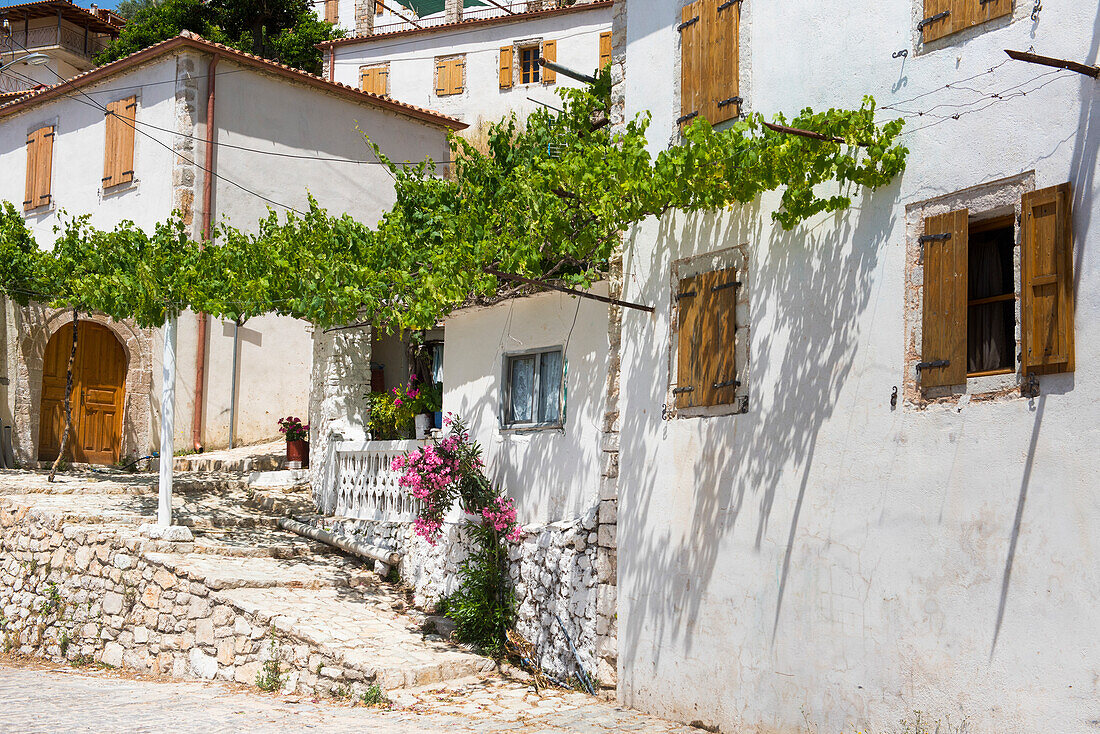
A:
[355,0,376,35]
[444,0,462,24]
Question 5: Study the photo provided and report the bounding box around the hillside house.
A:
[0,0,123,95]
[0,31,460,467]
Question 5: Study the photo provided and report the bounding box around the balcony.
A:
[4,25,110,60]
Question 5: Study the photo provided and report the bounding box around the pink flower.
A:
[394,398,403,406]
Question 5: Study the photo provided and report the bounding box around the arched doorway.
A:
[38,322,127,465]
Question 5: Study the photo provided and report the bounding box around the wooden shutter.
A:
[675,274,703,408]
[500,45,513,88]
[325,0,338,24]
[921,0,1011,44]
[698,269,738,406]
[375,0,382,13]
[24,125,54,212]
[599,31,612,69]
[453,56,465,94]
[437,57,463,95]
[103,96,136,189]
[360,65,388,95]
[1021,183,1075,375]
[680,0,740,127]
[435,57,447,95]
[542,39,556,84]
[711,0,740,124]
[920,209,968,388]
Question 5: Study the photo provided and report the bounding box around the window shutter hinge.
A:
[101,176,112,182]
[713,379,740,389]
[125,102,137,109]
[915,360,950,375]
[717,97,742,109]
[677,111,699,125]
[717,0,742,11]
[42,131,54,138]
[919,233,952,243]
[677,16,699,31]
[676,289,697,300]
[918,10,950,31]
[121,170,133,176]
[711,280,740,292]
[672,386,695,395]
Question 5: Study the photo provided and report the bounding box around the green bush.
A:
[366,391,413,440]
[441,523,515,657]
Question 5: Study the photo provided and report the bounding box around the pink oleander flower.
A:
[394,398,403,406]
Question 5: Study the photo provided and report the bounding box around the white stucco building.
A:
[0,31,460,466]
[609,0,1100,732]
[0,0,122,97]
[317,0,612,142]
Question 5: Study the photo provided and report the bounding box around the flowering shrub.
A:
[391,413,520,655]
[390,374,443,416]
[277,416,309,442]
[392,414,516,544]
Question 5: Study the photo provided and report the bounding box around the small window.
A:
[359,64,389,96]
[519,45,541,85]
[967,218,1015,376]
[503,348,563,428]
[674,268,738,409]
[435,55,465,96]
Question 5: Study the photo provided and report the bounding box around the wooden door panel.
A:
[38,322,126,465]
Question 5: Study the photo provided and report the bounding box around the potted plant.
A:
[277,416,310,468]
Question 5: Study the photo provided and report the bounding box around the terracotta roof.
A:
[0,31,467,129]
[318,0,611,49]
[0,90,31,105]
[0,0,121,35]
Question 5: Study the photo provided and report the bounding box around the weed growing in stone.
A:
[360,684,391,707]
[331,684,351,699]
[255,638,285,692]
[39,583,62,615]
[59,631,70,657]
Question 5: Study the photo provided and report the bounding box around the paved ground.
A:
[0,659,695,733]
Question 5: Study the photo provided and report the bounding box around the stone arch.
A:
[12,304,153,466]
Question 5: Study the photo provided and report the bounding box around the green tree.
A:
[96,0,343,74]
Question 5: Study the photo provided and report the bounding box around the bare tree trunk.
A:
[48,310,78,482]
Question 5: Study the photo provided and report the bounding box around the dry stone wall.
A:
[0,498,395,697]
[316,506,602,682]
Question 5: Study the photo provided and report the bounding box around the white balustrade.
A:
[331,440,425,522]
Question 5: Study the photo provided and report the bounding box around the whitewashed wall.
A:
[328,4,611,144]
[616,0,1100,732]
[442,286,610,525]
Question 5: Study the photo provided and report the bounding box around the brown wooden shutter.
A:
[500,45,513,88]
[711,0,740,125]
[675,274,703,409]
[920,209,968,388]
[360,66,373,92]
[599,30,612,69]
[453,56,465,94]
[23,130,38,211]
[103,96,136,189]
[542,39,556,84]
[698,269,738,406]
[921,0,1010,43]
[375,0,382,13]
[679,0,703,126]
[1021,183,1075,375]
[435,58,447,95]
[361,66,388,95]
[325,0,338,24]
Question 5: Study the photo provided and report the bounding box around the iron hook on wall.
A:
[892,49,909,59]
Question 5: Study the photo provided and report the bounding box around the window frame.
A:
[518,44,541,85]
[500,346,565,431]
[964,215,1017,378]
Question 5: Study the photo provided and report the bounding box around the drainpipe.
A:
[192,52,219,453]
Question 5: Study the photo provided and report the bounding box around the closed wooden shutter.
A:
[436,56,463,95]
[453,56,465,94]
[921,0,1011,44]
[24,125,54,212]
[675,269,738,408]
[500,45,513,88]
[375,0,382,13]
[360,65,388,95]
[103,96,136,189]
[435,58,447,95]
[675,274,703,409]
[599,30,612,69]
[325,0,338,24]
[542,39,556,84]
[920,209,969,388]
[711,0,740,124]
[679,0,739,127]
[1021,183,1075,375]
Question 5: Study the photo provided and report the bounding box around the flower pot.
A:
[414,413,432,440]
[286,439,309,469]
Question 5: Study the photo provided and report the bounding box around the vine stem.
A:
[48,309,78,482]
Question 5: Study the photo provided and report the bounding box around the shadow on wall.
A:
[448,296,609,523]
[618,181,901,680]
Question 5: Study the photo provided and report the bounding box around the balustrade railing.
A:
[2,25,108,58]
[330,440,424,522]
[372,1,561,35]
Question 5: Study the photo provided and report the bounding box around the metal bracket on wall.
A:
[917,10,949,32]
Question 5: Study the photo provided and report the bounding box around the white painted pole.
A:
[158,317,177,527]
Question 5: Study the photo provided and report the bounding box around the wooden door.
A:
[38,322,126,465]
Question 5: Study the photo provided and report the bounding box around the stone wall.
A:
[315,507,602,683]
[0,498,398,696]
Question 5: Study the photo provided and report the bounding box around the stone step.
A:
[173,442,286,474]
[217,585,497,691]
[144,551,374,591]
[190,527,338,560]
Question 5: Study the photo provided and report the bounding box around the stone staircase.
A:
[0,454,496,697]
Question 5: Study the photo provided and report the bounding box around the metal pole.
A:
[158,317,177,527]
[228,319,239,449]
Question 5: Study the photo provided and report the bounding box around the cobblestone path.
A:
[0,660,695,733]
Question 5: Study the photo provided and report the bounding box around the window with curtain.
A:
[503,348,563,428]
